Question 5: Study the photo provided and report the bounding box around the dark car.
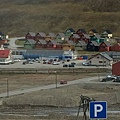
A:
[22,61,27,65]
[71,62,76,65]
[63,64,68,67]
[69,64,74,67]
[112,77,120,82]
[101,76,116,82]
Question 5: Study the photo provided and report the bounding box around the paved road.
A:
[0,76,119,98]
[0,76,99,98]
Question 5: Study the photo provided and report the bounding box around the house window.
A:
[99,61,103,63]
[12,51,15,55]
[97,56,99,58]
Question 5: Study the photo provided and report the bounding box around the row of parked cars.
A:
[22,58,73,65]
[63,62,76,67]
[101,75,120,82]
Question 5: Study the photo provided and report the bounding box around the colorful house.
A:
[99,41,112,52]
[75,41,87,51]
[35,40,47,49]
[87,41,99,51]
[101,30,112,38]
[35,32,46,41]
[69,33,80,43]
[24,39,36,49]
[62,40,75,51]
[0,49,12,64]
[110,43,120,51]
[88,29,98,36]
[56,32,65,43]
[65,28,75,37]
[25,32,36,40]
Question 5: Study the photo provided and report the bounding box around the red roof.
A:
[0,50,10,58]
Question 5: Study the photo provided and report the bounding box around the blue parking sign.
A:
[89,101,107,119]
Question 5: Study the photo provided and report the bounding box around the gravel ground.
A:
[0,73,120,120]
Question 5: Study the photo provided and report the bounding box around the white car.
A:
[52,62,60,65]
[82,62,89,66]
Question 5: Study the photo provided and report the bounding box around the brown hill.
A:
[0,0,120,37]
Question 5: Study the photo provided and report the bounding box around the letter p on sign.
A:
[89,101,107,119]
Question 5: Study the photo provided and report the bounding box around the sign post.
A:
[89,101,107,119]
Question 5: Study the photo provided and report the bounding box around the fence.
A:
[0,68,111,74]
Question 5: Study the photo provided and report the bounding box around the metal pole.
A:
[55,71,57,89]
[6,78,9,98]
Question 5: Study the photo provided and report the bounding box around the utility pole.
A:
[6,78,9,98]
[55,71,57,89]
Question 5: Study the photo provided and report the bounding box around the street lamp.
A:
[55,71,57,89]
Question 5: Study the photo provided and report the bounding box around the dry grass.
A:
[0,73,89,93]
[0,1,120,36]
[0,73,120,120]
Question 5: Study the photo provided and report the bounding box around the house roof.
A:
[66,28,75,33]
[104,29,112,34]
[89,29,98,33]
[89,52,113,61]
[112,52,120,56]
[76,29,86,34]
[50,40,59,45]
[38,40,47,44]
[37,32,46,37]
[83,34,90,39]
[25,49,64,57]
[100,41,112,46]
[100,52,113,61]
[47,33,56,37]
[56,33,65,37]
[78,41,87,46]
[28,32,36,36]
[66,40,74,45]
[26,39,36,44]
[89,41,99,46]
[0,50,10,58]
[72,34,80,38]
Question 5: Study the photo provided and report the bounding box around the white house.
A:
[87,52,113,66]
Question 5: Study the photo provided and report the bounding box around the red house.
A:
[46,40,62,50]
[110,43,120,51]
[99,41,112,52]
[25,32,36,40]
[69,33,80,43]
[112,61,120,76]
[35,32,46,41]
[35,40,47,49]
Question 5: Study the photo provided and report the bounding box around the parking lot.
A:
[0,59,112,69]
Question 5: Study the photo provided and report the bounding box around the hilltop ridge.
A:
[0,0,120,37]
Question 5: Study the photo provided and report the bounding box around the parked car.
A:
[82,62,89,66]
[112,76,120,82]
[60,80,67,84]
[67,59,70,62]
[52,62,60,65]
[71,62,76,65]
[63,64,68,67]
[22,61,28,65]
[69,64,74,67]
[101,75,117,82]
